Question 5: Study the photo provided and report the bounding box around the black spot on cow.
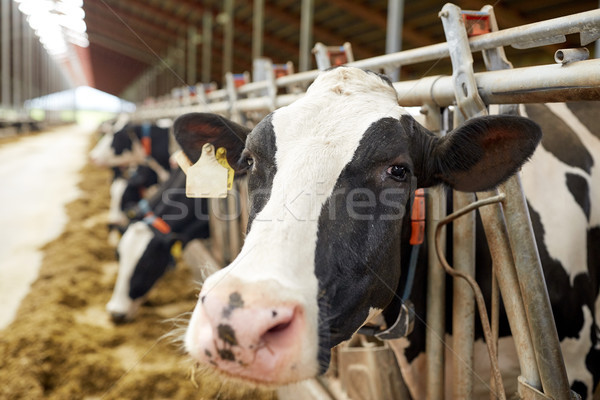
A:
[565,172,591,221]
[528,205,586,340]
[571,380,588,400]
[229,292,244,308]
[223,292,245,318]
[128,235,171,300]
[218,348,236,362]
[244,114,278,231]
[566,101,600,141]
[217,324,238,346]
[272,310,278,318]
[525,104,594,174]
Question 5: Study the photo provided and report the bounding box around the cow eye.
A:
[240,150,254,170]
[387,165,409,181]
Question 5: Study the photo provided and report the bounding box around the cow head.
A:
[174,67,541,385]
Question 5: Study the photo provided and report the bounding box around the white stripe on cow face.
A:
[197,67,406,378]
[106,221,153,321]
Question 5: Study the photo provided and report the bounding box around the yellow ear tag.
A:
[170,240,182,259]
[186,143,229,198]
[215,147,235,191]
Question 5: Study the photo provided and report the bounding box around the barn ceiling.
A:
[80,0,598,101]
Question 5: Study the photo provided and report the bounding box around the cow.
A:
[106,168,210,323]
[172,67,599,398]
[90,118,173,243]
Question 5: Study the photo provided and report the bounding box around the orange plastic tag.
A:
[410,189,426,245]
[141,136,152,155]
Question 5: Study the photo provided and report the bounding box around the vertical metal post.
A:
[423,103,446,400]
[187,26,197,86]
[1,0,10,109]
[252,0,264,61]
[477,5,542,394]
[439,6,483,399]
[500,176,572,399]
[299,0,314,72]
[452,111,476,400]
[597,0,600,58]
[385,0,404,81]
[202,12,213,83]
[23,14,32,103]
[222,0,234,76]
[476,190,541,391]
[12,1,22,110]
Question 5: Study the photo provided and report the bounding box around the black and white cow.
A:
[173,68,599,397]
[106,168,210,323]
[91,118,173,238]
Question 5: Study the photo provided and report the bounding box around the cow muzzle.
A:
[184,279,316,384]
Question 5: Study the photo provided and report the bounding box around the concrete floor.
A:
[0,125,92,329]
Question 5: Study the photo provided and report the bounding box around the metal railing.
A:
[134,5,599,400]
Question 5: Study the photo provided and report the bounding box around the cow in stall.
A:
[106,168,210,323]
[90,116,173,244]
[172,68,599,398]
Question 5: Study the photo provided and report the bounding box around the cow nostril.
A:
[267,320,291,334]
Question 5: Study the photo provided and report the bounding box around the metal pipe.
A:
[1,0,10,110]
[393,59,600,106]
[187,26,197,85]
[299,0,314,72]
[12,1,22,110]
[352,9,600,72]
[452,188,476,400]
[385,0,404,81]
[425,105,445,400]
[434,195,508,400]
[597,0,600,58]
[476,190,541,391]
[554,48,589,64]
[23,14,33,103]
[222,0,234,76]
[252,0,264,61]
[500,175,572,399]
[202,12,213,83]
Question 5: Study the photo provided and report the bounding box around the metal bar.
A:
[353,9,600,72]
[393,59,600,107]
[440,6,484,398]
[187,26,197,85]
[222,0,234,76]
[452,188,476,400]
[476,190,541,391]
[425,104,446,400]
[597,0,600,58]
[500,175,572,399]
[23,14,32,103]
[385,0,404,81]
[12,1,22,109]
[1,0,10,110]
[299,0,314,72]
[252,0,264,61]
[202,12,213,83]
[277,9,600,88]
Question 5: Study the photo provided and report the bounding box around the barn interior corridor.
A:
[0,126,92,329]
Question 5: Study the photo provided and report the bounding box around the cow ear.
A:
[412,115,542,192]
[173,113,250,172]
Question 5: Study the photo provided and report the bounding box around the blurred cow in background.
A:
[106,168,210,323]
[90,115,174,244]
